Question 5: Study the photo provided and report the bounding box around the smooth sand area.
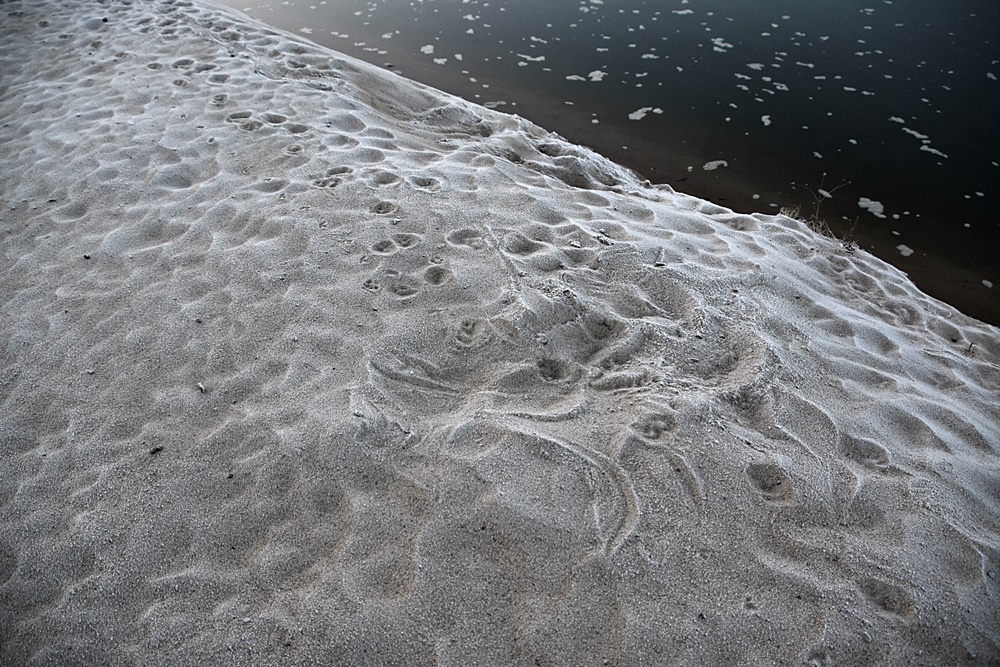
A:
[1,1,998,665]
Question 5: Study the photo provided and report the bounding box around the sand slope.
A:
[1,1,998,665]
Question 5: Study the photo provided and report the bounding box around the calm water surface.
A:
[213,0,999,324]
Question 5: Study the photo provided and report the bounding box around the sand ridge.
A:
[1,0,998,665]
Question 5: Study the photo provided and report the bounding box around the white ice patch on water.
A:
[747,63,765,71]
[889,116,905,124]
[761,115,771,126]
[920,145,948,158]
[566,75,587,81]
[673,9,694,14]
[859,197,886,218]
[434,58,447,65]
[517,54,546,62]
[420,45,434,54]
[896,245,914,257]
[589,70,607,81]
[984,280,994,288]
[703,160,728,171]
[628,107,662,120]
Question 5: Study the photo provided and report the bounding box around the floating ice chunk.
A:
[434,58,447,65]
[889,116,905,124]
[747,63,765,71]
[896,245,914,257]
[517,53,546,62]
[566,75,587,81]
[641,53,660,59]
[761,115,771,126]
[858,197,886,218]
[299,27,313,35]
[703,160,728,171]
[984,280,994,288]
[455,54,463,61]
[420,45,434,54]
[588,70,607,81]
[920,145,948,158]
[530,36,548,44]
[988,73,997,81]
[673,9,694,14]
[901,127,928,140]
[627,107,662,121]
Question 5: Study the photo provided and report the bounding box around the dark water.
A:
[213,0,999,324]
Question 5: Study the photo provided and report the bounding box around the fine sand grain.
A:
[1,1,998,665]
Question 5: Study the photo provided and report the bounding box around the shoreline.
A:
[1,1,998,664]
[368,56,1000,326]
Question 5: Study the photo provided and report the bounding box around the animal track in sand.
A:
[369,170,402,187]
[371,201,397,215]
[446,228,484,250]
[857,578,918,620]
[423,265,451,286]
[390,233,421,249]
[630,413,676,440]
[503,231,545,256]
[390,278,420,298]
[746,462,795,504]
[312,177,340,189]
[455,319,488,347]
[371,239,397,255]
[408,175,440,191]
[839,435,897,474]
[531,357,567,383]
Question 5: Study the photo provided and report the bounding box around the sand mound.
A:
[1,1,998,665]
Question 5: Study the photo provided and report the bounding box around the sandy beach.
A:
[1,1,998,665]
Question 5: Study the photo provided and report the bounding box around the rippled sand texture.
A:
[1,1,998,665]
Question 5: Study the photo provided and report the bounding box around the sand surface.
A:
[1,1,999,665]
